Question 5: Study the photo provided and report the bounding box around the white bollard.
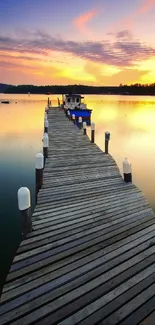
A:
[36,153,44,202]
[67,110,71,120]
[123,158,132,183]
[43,133,49,163]
[44,119,49,133]
[44,116,48,125]
[91,122,95,143]
[72,114,76,124]
[78,116,82,129]
[18,187,32,237]
[83,121,87,135]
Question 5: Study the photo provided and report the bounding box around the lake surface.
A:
[0,93,155,290]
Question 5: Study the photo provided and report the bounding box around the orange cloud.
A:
[74,9,97,36]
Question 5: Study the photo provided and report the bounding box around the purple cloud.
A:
[0,30,155,68]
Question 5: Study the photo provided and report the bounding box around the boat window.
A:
[76,98,80,103]
[67,98,71,103]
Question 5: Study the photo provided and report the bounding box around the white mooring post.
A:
[72,114,76,124]
[18,187,32,237]
[67,110,71,120]
[78,116,82,129]
[43,133,49,164]
[36,153,44,202]
[91,122,95,143]
[105,131,110,154]
[83,121,87,135]
[44,119,49,133]
[123,158,132,183]
[45,106,49,114]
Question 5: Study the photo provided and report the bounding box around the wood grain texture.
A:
[1,107,155,325]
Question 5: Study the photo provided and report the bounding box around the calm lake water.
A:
[0,93,155,290]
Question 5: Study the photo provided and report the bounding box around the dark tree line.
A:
[4,83,155,95]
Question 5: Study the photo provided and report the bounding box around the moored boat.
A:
[62,94,92,125]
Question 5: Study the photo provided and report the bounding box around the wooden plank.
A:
[3,229,155,302]
[22,202,149,245]
[74,273,155,325]
[18,203,151,253]
[8,213,155,273]
[6,218,155,283]
[34,187,140,213]
[98,284,155,325]
[58,267,155,325]
[4,223,155,293]
[3,249,155,325]
[13,209,153,265]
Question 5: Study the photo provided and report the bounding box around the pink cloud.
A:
[137,0,155,14]
[109,0,155,33]
[125,0,155,27]
[74,9,97,36]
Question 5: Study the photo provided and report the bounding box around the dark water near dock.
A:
[0,94,46,291]
[0,93,155,291]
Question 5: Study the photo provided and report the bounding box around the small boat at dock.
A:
[62,94,92,125]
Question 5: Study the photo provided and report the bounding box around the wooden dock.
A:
[1,108,155,324]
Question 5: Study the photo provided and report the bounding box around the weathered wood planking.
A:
[1,107,155,325]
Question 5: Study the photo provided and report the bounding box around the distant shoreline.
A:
[1,93,155,97]
[1,83,155,96]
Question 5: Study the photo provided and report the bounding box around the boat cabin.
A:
[66,94,83,104]
[64,94,86,110]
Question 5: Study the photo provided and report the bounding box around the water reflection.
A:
[0,94,46,291]
[85,95,155,213]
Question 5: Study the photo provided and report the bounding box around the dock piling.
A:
[67,110,71,120]
[45,106,49,114]
[123,158,132,182]
[72,114,76,124]
[36,153,44,202]
[83,121,87,135]
[105,131,110,153]
[17,187,32,237]
[65,108,68,117]
[44,119,49,133]
[91,122,95,143]
[78,117,82,129]
[43,133,49,163]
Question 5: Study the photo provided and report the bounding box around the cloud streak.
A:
[0,30,155,70]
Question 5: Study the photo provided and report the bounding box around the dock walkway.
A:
[1,108,155,324]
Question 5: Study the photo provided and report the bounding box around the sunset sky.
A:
[0,0,155,86]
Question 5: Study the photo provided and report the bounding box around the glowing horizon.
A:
[0,0,155,86]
